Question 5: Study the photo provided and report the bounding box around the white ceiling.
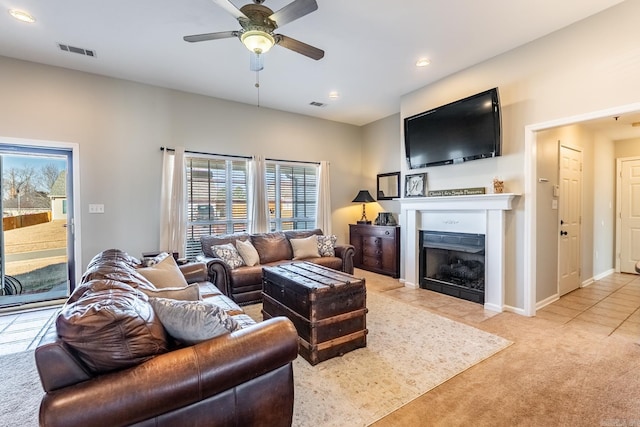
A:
[0,0,630,128]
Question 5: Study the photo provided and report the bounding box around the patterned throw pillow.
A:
[317,234,337,257]
[211,243,246,269]
[149,298,241,345]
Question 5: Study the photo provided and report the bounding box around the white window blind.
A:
[266,162,317,231]
[185,156,248,259]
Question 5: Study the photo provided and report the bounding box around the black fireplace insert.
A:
[419,230,485,304]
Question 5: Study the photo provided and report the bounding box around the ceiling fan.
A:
[183,0,324,62]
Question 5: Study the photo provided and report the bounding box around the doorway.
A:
[0,140,79,310]
[525,101,640,316]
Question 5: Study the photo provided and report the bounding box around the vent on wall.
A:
[309,101,327,107]
[57,43,96,57]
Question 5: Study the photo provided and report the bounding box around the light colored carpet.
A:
[1,293,510,427]
[0,350,41,426]
[244,291,512,427]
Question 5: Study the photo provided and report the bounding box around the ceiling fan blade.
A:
[210,0,248,20]
[269,0,318,27]
[183,31,239,43]
[275,34,324,60]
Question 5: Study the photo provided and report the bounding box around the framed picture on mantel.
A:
[405,173,427,197]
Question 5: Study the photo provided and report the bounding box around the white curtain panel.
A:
[315,160,332,234]
[159,147,187,256]
[248,155,269,233]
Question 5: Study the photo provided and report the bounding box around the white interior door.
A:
[618,158,640,273]
[558,144,582,296]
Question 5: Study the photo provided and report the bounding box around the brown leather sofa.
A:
[35,249,299,427]
[201,229,355,305]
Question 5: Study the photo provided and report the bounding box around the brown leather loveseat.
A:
[201,229,355,305]
[35,249,298,427]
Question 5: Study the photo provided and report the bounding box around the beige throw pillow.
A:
[290,235,321,260]
[137,254,188,288]
[236,239,260,266]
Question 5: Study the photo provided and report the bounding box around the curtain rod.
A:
[160,147,251,160]
[265,157,320,166]
[160,147,320,165]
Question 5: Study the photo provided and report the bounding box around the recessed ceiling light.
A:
[329,91,340,100]
[416,58,431,67]
[9,9,35,23]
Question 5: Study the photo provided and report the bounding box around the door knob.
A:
[560,230,568,236]
[560,220,565,225]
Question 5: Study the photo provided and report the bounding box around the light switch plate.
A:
[89,204,105,214]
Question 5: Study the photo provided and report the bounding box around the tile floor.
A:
[0,305,59,356]
[373,270,640,340]
[0,271,638,357]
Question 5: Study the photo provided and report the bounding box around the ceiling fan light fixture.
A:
[9,9,36,23]
[241,30,275,54]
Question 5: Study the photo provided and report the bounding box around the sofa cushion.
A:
[201,232,250,258]
[236,239,260,266]
[290,235,321,259]
[139,283,201,301]
[284,229,323,240]
[252,232,292,264]
[317,234,337,257]
[149,298,242,345]
[137,254,189,288]
[82,249,155,290]
[56,280,169,374]
[211,243,246,269]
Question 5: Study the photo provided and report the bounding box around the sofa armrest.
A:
[178,261,208,283]
[202,256,233,297]
[40,317,299,427]
[334,244,355,274]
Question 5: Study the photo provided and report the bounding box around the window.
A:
[184,156,249,259]
[266,162,317,231]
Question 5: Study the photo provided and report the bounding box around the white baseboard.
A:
[536,293,559,311]
[593,268,615,281]
[503,304,527,316]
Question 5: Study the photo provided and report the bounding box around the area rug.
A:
[0,293,511,427]
[244,291,512,427]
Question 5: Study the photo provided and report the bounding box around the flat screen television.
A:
[404,88,501,169]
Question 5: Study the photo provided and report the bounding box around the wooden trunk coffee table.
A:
[261,262,368,365]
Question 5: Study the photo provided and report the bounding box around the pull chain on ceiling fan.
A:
[183,0,324,69]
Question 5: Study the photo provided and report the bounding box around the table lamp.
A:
[352,190,375,224]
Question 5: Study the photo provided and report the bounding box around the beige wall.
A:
[0,57,363,267]
[363,0,640,311]
[615,138,640,158]
[360,113,402,224]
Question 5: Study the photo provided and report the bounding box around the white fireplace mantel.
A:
[399,193,519,312]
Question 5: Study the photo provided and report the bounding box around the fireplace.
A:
[399,193,518,312]
[419,231,485,304]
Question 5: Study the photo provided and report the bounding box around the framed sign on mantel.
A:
[405,173,427,197]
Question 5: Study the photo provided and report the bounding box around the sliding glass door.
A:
[0,145,75,309]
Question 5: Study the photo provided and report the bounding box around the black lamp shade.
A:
[352,190,375,203]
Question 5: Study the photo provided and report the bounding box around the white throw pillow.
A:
[211,243,246,269]
[290,235,321,260]
[317,234,337,257]
[137,254,189,288]
[236,239,260,266]
[149,298,241,345]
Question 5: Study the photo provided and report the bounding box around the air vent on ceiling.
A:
[57,43,96,58]
[309,101,327,107]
